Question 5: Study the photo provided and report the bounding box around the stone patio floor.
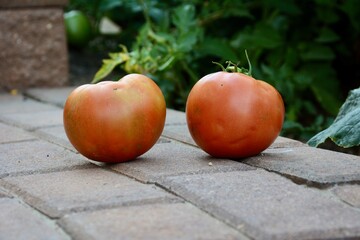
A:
[1,87,360,240]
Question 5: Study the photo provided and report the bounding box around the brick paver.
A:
[0,139,90,177]
[243,147,360,184]
[0,109,63,130]
[59,202,248,240]
[1,168,179,218]
[163,120,305,149]
[0,94,58,114]
[1,89,360,239]
[0,122,35,144]
[34,125,75,151]
[332,185,360,208]
[165,109,187,125]
[159,170,360,240]
[25,87,74,108]
[0,198,69,240]
[0,187,10,198]
[111,139,255,183]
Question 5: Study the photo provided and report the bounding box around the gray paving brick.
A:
[0,139,91,177]
[111,140,255,183]
[0,198,69,240]
[25,87,75,108]
[0,122,35,143]
[0,187,10,198]
[1,168,179,218]
[36,127,171,153]
[0,109,63,130]
[163,124,196,145]
[0,94,58,114]
[35,125,75,151]
[162,122,305,149]
[332,185,360,208]
[59,202,248,240]
[165,109,187,125]
[243,146,360,184]
[159,170,360,240]
[270,136,306,148]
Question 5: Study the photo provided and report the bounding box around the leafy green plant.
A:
[308,87,360,148]
[69,0,360,141]
[92,3,203,107]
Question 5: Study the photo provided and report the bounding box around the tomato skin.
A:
[63,74,166,163]
[186,71,285,159]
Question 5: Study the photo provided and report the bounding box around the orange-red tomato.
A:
[63,74,166,163]
[186,71,285,159]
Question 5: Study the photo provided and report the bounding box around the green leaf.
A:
[297,63,342,115]
[99,0,123,11]
[92,50,129,83]
[172,4,196,32]
[198,38,238,61]
[308,87,360,148]
[231,24,282,49]
[176,29,201,52]
[340,0,360,31]
[158,56,176,71]
[223,8,253,19]
[264,0,301,15]
[300,45,335,61]
[311,85,342,115]
[315,28,340,43]
[315,4,339,24]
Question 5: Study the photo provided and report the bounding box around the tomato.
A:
[64,10,92,47]
[186,65,285,159]
[63,74,166,163]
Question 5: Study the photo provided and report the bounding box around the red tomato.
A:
[63,74,166,163]
[186,71,285,159]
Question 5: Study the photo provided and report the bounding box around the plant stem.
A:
[181,60,198,84]
[138,0,153,27]
[245,50,252,76]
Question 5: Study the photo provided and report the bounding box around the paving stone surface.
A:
[0,109,64,130]
[0,187,10,198]
[165,109,187,125]
[0,198,69,240]
[159,170,360,240]
[163,121,305,149]
[243,146,360,184]
[25,87,74,108]
[163,124,196,146]
[332,184,360,208]
[1,168,179,218]
[111,140,255,183]
[59,202,248,240]
[2,88,360,239]
[0,139,91,177]
[34,125,75,151]
[269,136,306,148]
[0,94,58,114]
[0,122,35,144]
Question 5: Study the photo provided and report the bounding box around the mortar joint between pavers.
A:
[23,92,65,109]
[153,181,253,239]
[254,167,360,190]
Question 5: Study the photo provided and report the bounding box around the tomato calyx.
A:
[212,50,252,76]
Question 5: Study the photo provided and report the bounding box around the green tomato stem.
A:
[212,50,253,77]
[244,49,252,76]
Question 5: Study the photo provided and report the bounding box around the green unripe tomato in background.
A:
[64,10,92,47]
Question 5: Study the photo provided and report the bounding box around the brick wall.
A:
[0,0,69,91]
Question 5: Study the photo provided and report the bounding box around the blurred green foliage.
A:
[66,0,360,141]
